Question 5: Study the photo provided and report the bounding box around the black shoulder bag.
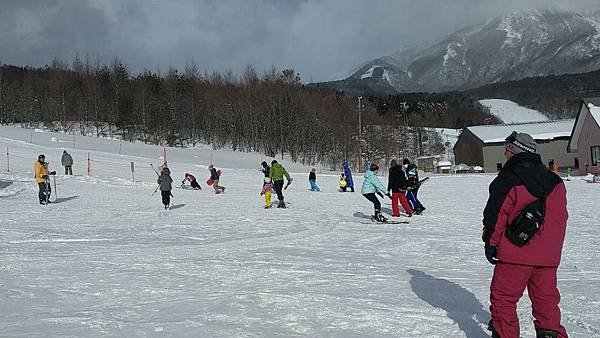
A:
[505,169,548,247]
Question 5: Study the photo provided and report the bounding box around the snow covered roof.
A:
[466,119,575,144]
[567,98,600,152]
[437,161,452,167]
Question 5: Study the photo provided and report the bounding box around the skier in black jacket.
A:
[388,159,413,217]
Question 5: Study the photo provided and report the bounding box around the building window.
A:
[592,146,600,166]
[574,158,579,168]
[496,163,503,171]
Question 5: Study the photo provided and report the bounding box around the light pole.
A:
[357,96,362,171]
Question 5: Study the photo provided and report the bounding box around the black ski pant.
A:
[38,182,50,203]
[161,190,171,206]
[363,193,381,215]
[273,179,285,202]
[64,165,72,175]
[190,180,201,189]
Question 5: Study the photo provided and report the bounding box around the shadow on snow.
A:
[407,269,489,337]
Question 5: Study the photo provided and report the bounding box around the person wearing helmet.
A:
[34,154,56,204]
[361,162,391,222]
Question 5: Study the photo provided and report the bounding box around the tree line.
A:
[0,57,453,171]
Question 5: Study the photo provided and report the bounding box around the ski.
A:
[360,220,410,224]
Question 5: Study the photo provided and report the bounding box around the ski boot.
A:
[372,212,388,223]
[487,320,500,338]
[164,204,170,210]
[277,200,286,208]
[536,328,558,338]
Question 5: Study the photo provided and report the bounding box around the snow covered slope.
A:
[479,99,549,123]
[1,126,599,337]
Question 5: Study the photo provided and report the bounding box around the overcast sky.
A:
[1,0,599,82]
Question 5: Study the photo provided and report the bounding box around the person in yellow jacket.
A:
[34,154,56,204]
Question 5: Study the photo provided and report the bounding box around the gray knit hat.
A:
[505,131,537,154]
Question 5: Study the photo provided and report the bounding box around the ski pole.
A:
[152,184,160,196]
[150,163,159,176]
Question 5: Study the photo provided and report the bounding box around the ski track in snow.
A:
[1,126,599,337]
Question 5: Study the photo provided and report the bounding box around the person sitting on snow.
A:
[339,173,347,192]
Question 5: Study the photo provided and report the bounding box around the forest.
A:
[0,57,496,170]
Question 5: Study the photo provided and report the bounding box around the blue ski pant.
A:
[309,180,320,191]
[407,190,423,210]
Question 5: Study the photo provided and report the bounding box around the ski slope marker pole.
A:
[53,175,57,201]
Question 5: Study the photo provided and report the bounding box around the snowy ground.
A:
[479,99,549,124]
[1,126,599,337]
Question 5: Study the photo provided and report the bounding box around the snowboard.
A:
[370,215,410,224]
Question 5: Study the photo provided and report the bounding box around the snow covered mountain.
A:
[322,8,600,94]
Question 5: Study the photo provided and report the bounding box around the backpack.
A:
[505,168,548,247]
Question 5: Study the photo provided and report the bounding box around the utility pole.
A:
[357,96,362,171]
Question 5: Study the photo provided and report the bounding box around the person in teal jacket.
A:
[362,163,391,222]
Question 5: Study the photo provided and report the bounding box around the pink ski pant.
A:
[490,263,568,338]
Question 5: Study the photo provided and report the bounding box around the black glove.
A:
[49,171,56,175]
[377,192,384,198]
[386,193,392,199]
[485,245,499,265]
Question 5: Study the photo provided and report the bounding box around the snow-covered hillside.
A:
[1,126,599,337]
[326,9,600,94]
[479,99,549,123]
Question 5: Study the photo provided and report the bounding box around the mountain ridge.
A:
[318,8,600,95]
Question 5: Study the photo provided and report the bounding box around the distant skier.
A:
[157,166,173,209]
[308,168,320,192]
[208,165,225,194]
[61,150,73,175]
[260,177,274,208]
[34,154,56,205]
[388,159,413,217]
[269,160,292,208]
[182,172,201,190]
[549,160,559,174]
[339,173,347,192]
[362,162,391,222]
[342,160,354,192]
[404,158,426,214]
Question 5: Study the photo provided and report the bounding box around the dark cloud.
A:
[1,0,598,81]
